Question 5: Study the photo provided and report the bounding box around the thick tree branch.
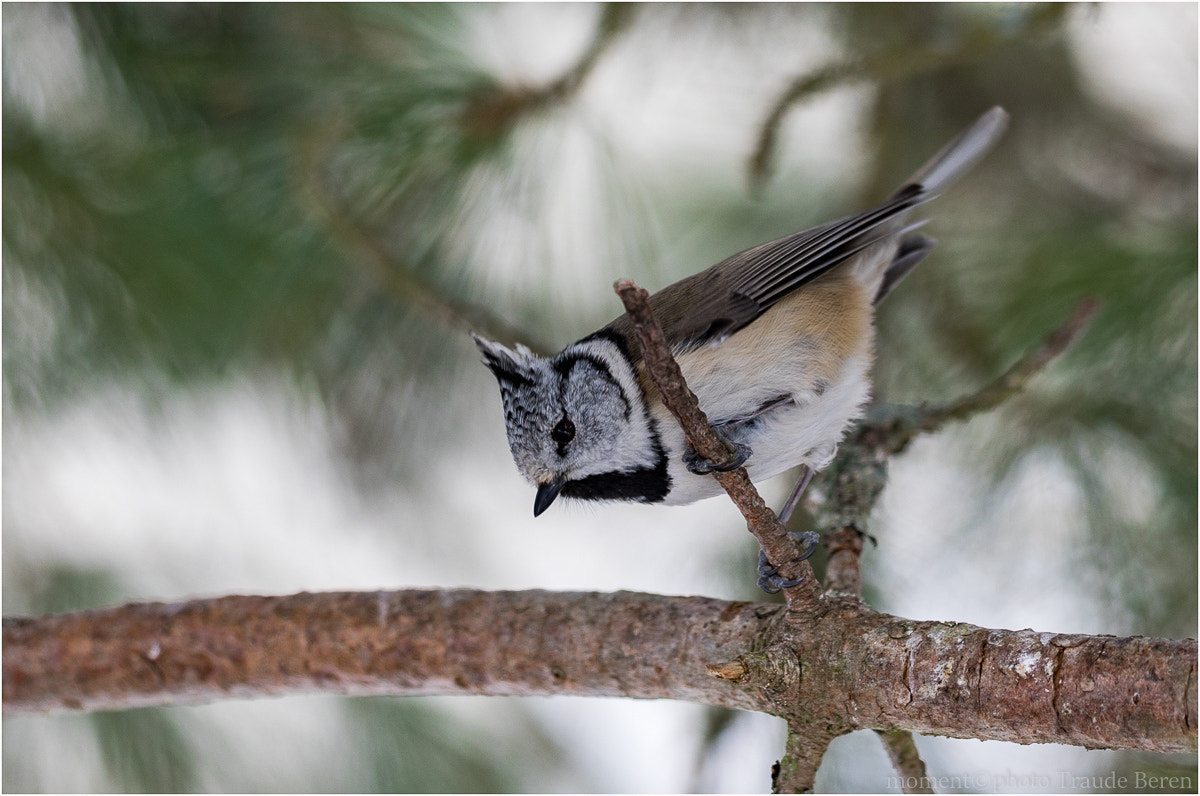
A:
[708,598,1196,755]
[615,279,823,613]
[3,590,775,715]
[5,590,1195,757]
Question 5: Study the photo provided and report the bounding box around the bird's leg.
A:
[756,464,818,593]
[776,463,815,524]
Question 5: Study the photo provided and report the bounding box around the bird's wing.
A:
[606,107,1009,358]
[627,186,923,353]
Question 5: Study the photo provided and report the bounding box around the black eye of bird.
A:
[551,417,576,445]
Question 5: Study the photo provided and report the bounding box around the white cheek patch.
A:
[558,338,661,479]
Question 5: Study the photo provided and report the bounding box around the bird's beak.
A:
[533,475,567,517]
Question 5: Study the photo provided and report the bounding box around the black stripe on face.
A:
[559,423,671,504]
[552,351,632,420]
[559,458,671,504]
[553,330,666,503]
[579,327,633,353]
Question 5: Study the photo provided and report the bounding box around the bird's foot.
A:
[684,438,752,475]
[756,531,820,593]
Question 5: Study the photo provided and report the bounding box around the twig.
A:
[859,296,1100,457]
[460,3,636,140]
[914,296,1100,432]
[822,526,866,597]
[544,3,636,100]
[876,730,934,794]
[614,280,823,612]
[293,127,551,355]
[773,723,836,794]
[748,5,1068,195]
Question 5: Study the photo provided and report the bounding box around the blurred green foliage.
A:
[93,708,200,793]
[4,2,1195,792]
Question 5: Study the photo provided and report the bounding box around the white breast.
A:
[652,352,872,505]
[644,271,877,506]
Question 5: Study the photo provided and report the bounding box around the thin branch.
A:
[876,730,934,794]
[544,3,636,100]
[859,296,1100,457]
[774,723,836,794]
[614,280,823,612]
[293,127,551,355]
[749,5,1068,195]
[822,526,866,597]
[460,3,636,141]
[913,296,1100,432]
[806,435,889,571]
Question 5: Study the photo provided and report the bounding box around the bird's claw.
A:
[684,439,752,475]
[756,531,821,593]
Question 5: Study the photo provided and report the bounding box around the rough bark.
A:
[6,590,1196,757]
[763,600,1197,753]
[3,590,774,714]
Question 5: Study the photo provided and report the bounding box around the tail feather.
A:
[865,108,1007,300]
[874,232,935,305]
[895,106,1009,197]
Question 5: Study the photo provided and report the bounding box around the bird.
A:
[473,108,1008,549]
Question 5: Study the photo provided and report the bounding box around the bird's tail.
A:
[868,107,1008,303]
[894,106,1010,197]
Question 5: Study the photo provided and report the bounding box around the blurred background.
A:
[3,3,1195,792]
